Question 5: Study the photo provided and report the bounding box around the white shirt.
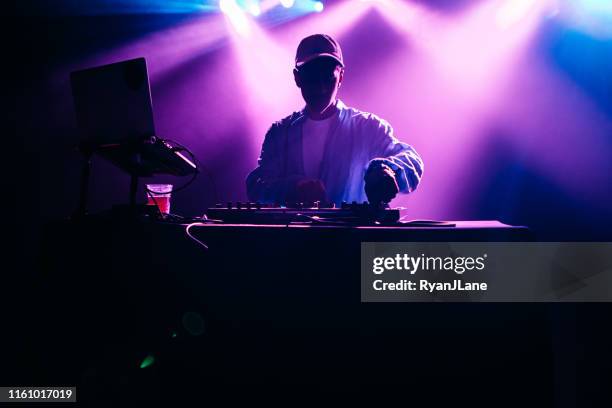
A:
[302,115,334,179]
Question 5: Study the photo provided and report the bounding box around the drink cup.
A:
[146,184,173,214]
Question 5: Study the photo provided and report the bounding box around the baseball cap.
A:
[295,34,344,68]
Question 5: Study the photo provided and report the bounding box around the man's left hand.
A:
[364,162,400,205]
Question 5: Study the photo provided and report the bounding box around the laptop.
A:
[70,58,196,176]
[70,57,155,145]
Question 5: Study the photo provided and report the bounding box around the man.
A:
[246,34,423,207]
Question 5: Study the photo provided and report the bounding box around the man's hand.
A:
[289,178,328,205]
[365,162,400,206]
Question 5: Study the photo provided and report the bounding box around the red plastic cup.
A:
[146,184,173,214]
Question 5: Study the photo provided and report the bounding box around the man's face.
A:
[294,57,343,114]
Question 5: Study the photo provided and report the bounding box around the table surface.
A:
[187,219,526,230]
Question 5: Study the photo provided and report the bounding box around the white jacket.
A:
[246,100,424,205]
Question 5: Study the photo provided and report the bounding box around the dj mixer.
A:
[204,202,401,225]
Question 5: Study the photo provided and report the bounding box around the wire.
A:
[161,138,219,202]
[161,141,199,194]
[185,222,209,250]
[145,192,165,219]
[144,138,204,218]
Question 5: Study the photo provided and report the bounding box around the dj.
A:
[246,34,424,207]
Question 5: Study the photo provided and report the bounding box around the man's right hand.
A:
[364,162,400,206]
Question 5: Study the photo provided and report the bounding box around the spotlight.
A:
[219,0,235,14]
[313,1,324,12]
[219,0,251,36]
[248,4,261,16]
[496,0,537,29]
[280,0,295,8]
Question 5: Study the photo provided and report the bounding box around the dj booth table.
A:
[35,218,559,402]
[188,219,532,240]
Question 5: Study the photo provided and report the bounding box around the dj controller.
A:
[205,202,401,225]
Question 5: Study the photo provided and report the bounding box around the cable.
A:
[144,138,203,219]
[145,192,165,219]
[185,222,209,250]
[161,138,219,202]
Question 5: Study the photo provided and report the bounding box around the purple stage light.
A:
[219,0,232,14]
[496,0,538,29]
[275,1,370,49]
[248,4,262,16]
[488,54,612,203]
[226,22,300,146]
[220,0,252,36]
[55,13,229,86]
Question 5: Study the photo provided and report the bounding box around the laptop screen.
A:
[70,57,155,145]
